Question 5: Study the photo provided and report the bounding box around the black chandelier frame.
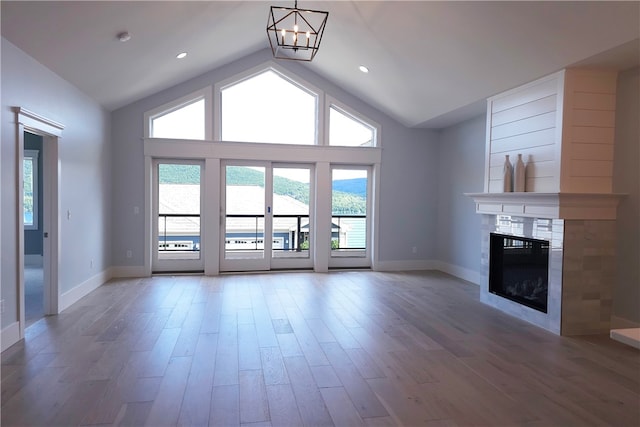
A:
[266,1,329,62]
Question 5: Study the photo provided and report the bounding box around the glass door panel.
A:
[153,161,203,272]
[220,163,313,272]
[329,167,371,268]
[221,164,269,271]
[271,166,313,269]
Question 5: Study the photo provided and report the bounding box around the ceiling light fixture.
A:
[359,65,369,73]
[266,0,329,62]
[176,52,187,59]
[117,31,131,42]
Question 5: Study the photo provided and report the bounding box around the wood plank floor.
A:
[2,270,639,426]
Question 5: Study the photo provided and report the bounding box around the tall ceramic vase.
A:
[503,155,513,192]
[514,153,525,192]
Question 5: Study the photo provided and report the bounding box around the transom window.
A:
[145,64,379,147]
[220,69,317,145]
[145,87,212,140]
[329,105,376,147]
[151,98,205,140]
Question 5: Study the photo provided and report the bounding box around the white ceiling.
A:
[2,1,639,128]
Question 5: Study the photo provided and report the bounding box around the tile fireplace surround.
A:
[467,192,622,335]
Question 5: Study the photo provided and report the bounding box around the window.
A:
[145,87,212,140]
[220,69,317,145]
[331,167,368,257]
[151,99,205,140]
[24,150,38,229]
[329,105,377,147]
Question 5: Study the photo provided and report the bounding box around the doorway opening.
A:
[15,107,63,339]
[23,133,44,326]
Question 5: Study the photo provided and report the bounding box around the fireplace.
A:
[489,233,549,313]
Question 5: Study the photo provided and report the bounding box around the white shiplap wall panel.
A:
[484,68,618,194]
[571,109,616,128]
[491,78,558,113]
[491,111,556,141]
[561,69,618,193]
[486,71,564,192]
[572,92,616,110]
[490,130,556,155]
[572,126,616,144]
[491,95,557,127]
[571,143,614,160]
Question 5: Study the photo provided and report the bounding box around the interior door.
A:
[152,160,204,273]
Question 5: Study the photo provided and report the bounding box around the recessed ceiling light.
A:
[117,32,131,42]
[176,52,188,59]
[359,65,369,73]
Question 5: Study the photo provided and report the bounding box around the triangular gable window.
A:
[329,105,376,147]
[151,98,205,140]
[220,69,317,145]
[145,87,211,140]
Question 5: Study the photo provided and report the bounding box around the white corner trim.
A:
[1,321,21,352]
[432,261,482,285]
[110,265,148,279]
[59,269,111,312]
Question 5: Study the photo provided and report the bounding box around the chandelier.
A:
[266,1,329,62]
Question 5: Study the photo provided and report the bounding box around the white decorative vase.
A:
[503,155,513,192]
[514,153,525,192]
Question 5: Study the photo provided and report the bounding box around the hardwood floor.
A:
[2,270,639,426]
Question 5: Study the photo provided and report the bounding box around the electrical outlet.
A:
[126,250,132,259]
[0,299,4,314]
[412,246,417,254]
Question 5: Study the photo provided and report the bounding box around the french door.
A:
[220,162,313,272]
[152,160,204,272]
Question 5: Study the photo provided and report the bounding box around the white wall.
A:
[111,48,438,270]
[435,115,485,283]
[612,67,640,326]
[1,38,111,330]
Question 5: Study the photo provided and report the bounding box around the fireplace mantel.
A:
[465,192,624,220]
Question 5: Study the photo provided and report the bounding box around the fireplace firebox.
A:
[489,233,549,313]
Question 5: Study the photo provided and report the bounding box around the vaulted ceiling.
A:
[2,1,638,128]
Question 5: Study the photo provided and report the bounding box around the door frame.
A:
[220,161,272,272]
[220,161,316,272]
[15,108,63,338]
[151,159,206,273]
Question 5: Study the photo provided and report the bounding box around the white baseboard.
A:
[374,259,440,272]
[610,315,640,330]
[610,328,640,349]
[110,265,148,278]
[24,254,43,267]
[1,321,21,352]
[60,268,111,312]
[374,259,481,285]
[432,261,481,285]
